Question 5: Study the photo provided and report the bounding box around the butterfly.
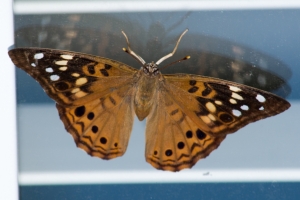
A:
[9,29,290,172]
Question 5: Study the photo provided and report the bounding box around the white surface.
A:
[13,1,300,14]
[19,169,300,186]
[0,0,18,199]
[11,0,299,188]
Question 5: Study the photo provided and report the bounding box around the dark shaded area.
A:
[20,182,300,200]
[13,12,293,104]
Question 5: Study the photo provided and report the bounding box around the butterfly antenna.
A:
[155,29,188,65]
[160,55,190,71]
[122,31,146,65]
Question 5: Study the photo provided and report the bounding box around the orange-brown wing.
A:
[9,48,137,106]
[164,74,290,136]
[56,82,135,159]
[9,48,138,159]
[145,88,226,171]
[144,73,290,171]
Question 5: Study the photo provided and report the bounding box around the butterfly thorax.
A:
[134,62,162,121]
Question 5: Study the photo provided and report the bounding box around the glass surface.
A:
[12,1,300,199]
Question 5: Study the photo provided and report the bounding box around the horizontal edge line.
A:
[14,1,300,14]
[19,169,300,185]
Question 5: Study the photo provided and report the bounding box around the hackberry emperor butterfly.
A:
[9,29,290,171]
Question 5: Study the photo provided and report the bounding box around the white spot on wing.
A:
[229,86,242,92]
[50,74,59,81]
[229,98,237,104]
[60,55,73,60]
[34,53,44,59]
[59,66,68,71]
[256,94,266,103]
[74,91,88,98]
[201,116,211,124]
[76,77,88,86]
[72,73,80,77]
[241,105,249,111]
[71,88,80,93]
[232,109,242,117]
[208,114,216,121]
[205,102,216,113]
[55,60,68,65]
[215,100,222,105]
[45,67,53,73]
[231,92,244,100]
[31,63,36,67]
[259,106,264,111]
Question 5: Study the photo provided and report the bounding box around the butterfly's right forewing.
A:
[9,48,137,106]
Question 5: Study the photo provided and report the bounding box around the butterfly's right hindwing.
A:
[56,82,136,160]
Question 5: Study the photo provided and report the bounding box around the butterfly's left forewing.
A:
[164,74,290,136]
[9,48,138,159]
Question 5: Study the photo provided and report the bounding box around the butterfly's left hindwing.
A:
[9,48,138,160]
[145,88,227,171]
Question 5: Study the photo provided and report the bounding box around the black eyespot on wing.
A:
[186,130,193,138]
[165,149,173,156]
[87,112,94,120]
[188,86,199,93]
[54,82,69,91]
[87,64,95,74]
[189,80,197,86]
[100,69,109,76]
[100,137,107,144]
[75,106,85,117]
[202,83,212,96]
[219,113,234,123]
[196,129,206,140]
[91,125,98,133]
[177,142,185,149]
[105,64,112,69]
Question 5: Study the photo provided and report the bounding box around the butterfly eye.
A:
[143,63,159,76]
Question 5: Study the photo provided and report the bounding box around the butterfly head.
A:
[122,29,189,78]
[143,62,159,77]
